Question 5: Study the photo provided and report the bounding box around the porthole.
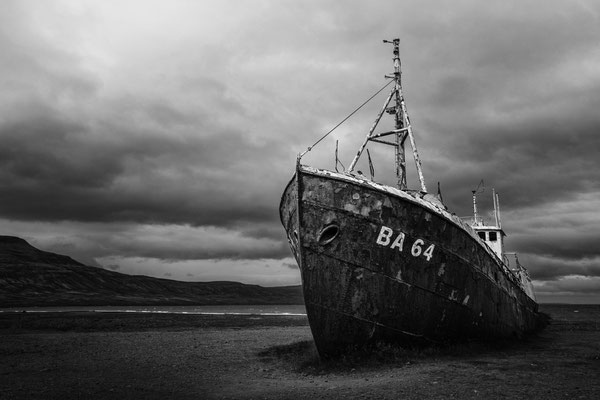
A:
[318,224,340,245]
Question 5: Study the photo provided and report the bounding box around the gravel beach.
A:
[1,305,599,399]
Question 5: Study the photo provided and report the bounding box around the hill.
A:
[0,236,303,307]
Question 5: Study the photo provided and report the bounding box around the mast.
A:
[348,39,427,192]
[472,189,479,226]
[390,39,406,190]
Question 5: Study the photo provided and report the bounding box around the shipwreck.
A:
[280,39,545,358]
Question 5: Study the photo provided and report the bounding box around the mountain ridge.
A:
[0,235,303,307]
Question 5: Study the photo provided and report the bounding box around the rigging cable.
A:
[299,79,394,158]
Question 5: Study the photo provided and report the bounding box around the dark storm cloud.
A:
[424,112,600,216]
[537,276,600,295]
[515,229,600,261]
[525,256,600,281]
[0,111,121,189]
[105,231,291,261]
[0,102,290,229]
[238,223,290,241]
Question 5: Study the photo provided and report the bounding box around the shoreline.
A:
[0,311,309,333]
[0,309,307,316]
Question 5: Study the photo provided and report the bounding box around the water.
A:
[0,304,307,316]
[539,303,600,322]
[3,304,597,321]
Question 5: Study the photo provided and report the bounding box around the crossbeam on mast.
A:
[369,128,409,139]
[370,138,398,146]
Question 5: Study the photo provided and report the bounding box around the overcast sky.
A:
[1,0,599,303]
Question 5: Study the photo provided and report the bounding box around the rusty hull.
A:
[280,166,540,358]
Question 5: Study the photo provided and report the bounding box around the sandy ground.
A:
[1,307,599,399]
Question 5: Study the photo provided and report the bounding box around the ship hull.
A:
[280,166,541,358]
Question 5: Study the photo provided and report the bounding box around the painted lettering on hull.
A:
[376,225,435,261]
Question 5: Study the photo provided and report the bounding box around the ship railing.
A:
[459,216,486,227]
[503,252,529,287]
[504,253,524,273]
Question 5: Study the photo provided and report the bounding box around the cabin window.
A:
[477,232,486,240]
[489,232,498,241]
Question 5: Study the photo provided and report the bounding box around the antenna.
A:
[494,189,502,228]
[471,180,485,225]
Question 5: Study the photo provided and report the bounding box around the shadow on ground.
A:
[258,331,553,375]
